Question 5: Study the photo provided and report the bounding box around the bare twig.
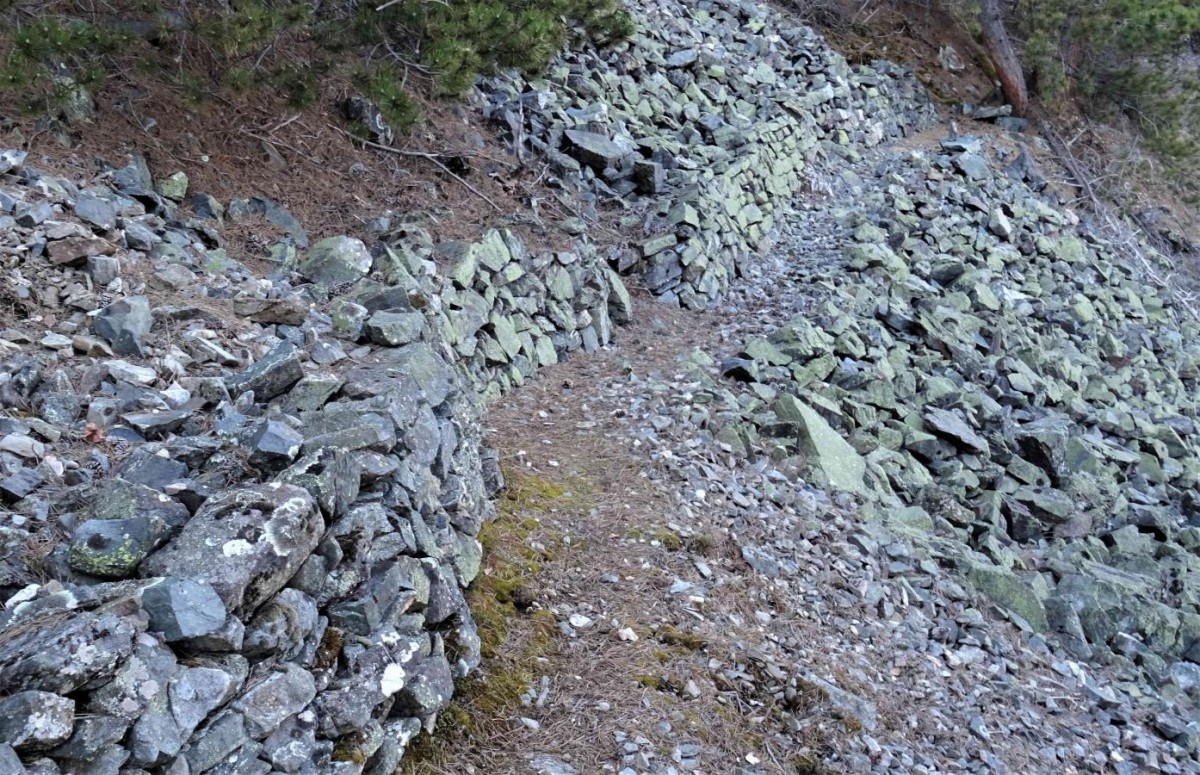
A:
[330,125,502,212]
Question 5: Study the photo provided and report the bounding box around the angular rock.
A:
[247,419,304,470]
[564,130,628,172]
[93,296,153,356]
[232,664,317,739]
[47,715,129,763]
[365,311,425,347]
[140,484,322,616]
[74,194,117,231]
[0,468,44,502]
[0,692,74,751]
[924,408,990,455]
[298,236,372,286]
[225,341,304,401]
[0,611,138,695]
[391,655,454,718]
[68,516,174,578]
[142,578,228,641]
[964,559,1048,632]
[775,396,866,495]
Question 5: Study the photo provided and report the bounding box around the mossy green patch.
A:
[656,626,709,651]
[402,468,581,771]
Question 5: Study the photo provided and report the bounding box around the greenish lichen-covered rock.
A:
[775,395,867,495]
[69,516,169,579]
[298,236,372,286]
[964,559,1048,632]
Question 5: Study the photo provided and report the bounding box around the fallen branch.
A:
[330,125,503,212]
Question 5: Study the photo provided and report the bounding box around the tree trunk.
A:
[979,0,1028,117]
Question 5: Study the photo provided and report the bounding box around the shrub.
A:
[1017,0,1200,198]
[0,0,633,128]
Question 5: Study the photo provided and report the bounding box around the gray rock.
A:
[48,715,129,763]
[183,711,248,773]
[225,341,304,402]
[88,255,121,285]
[74,193,117,231]
[262,712,323,773]
[123,409,191,438]
[142,578,228,641]
[68,516,174,578]
[94,295,153,356]
[0,148,27,174]
[924,408,990,455]
[0,692,74,751]
[112,154,153,198]
[564,130,629,172]
[171,665,240,737]
[232,664,317,739]
[0,611,137,695]
[88,478,191,526]
[331,301,369,341]
[364,311,425,347]
[243,588,319,659]
[117,450,189,491]
[86,632,176,726]
[247,419,304,470]
[178,614,246,653]
[192,193,224,222]
[0,744,23,774]
[953,152,989,180]
[0,468,44,501]
[157,171,188,201]
[280,447,360,519]
[61,745,127,774]
[775,396,866,495]
[15,201,51,227]
[140,484,322,616]
[298,236,372,286]
[391,655,454,718]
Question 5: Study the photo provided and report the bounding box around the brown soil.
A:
[1,73,599,267]
[403,294,866,774]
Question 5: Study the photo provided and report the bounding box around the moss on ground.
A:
[656,626,709,651]
[401,467,585,772]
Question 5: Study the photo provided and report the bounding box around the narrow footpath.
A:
[405,132,1200,775]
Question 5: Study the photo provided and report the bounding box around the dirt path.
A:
[400,296,793,774]
[397,133,1194,775]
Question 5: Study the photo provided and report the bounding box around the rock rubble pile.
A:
[657,135,1200,761]
[0,143,631,773]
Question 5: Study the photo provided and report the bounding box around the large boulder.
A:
[774,395,866,495]
[140,484,322,616]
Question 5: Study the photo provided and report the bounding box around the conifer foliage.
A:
[0,0,634,129]
[1015,0,1200,198]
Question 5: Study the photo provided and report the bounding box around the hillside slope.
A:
[0,0,1196,773]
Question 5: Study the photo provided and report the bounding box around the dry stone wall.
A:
[0,0,940,772]
[481,0,934,308]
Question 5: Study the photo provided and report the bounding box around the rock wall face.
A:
[0,148,633,772]
[0,1,942,773]
[481,0,934,308]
